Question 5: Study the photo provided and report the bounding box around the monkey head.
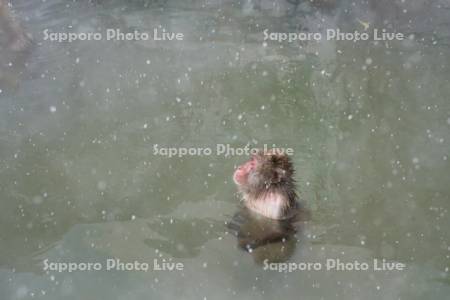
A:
[233,149,294,194]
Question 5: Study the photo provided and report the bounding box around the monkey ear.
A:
[270,155,278,163]
[273,167,286,183]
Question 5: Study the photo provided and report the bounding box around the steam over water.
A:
[0,0,449,299]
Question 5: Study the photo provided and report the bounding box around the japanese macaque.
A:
[0,0,32,51]
[233,149,298,220]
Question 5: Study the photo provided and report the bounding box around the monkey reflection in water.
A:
[0,0,31,51]
[228,149,309,263]
[0,0,33,90]
[227,205,308,264]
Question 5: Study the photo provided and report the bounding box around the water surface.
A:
[0,0,449,299]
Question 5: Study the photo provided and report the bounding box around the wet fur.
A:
[236,150,299,219]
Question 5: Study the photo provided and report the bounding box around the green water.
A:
[0,0,449,299]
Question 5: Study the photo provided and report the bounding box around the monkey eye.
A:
[248,158,256,169]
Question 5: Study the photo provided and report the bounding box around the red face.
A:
[233,156,257,186]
